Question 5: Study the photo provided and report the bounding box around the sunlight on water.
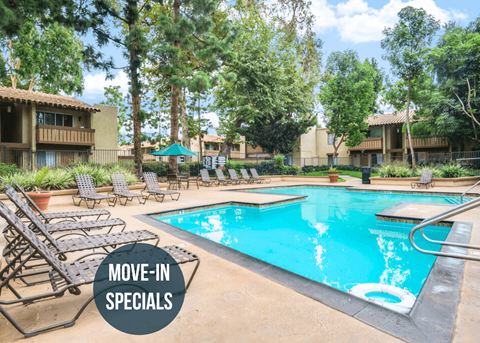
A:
[159,188,452,296]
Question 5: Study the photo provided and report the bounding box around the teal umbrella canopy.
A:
[150,143,198,156]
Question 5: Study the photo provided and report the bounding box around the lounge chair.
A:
[240,169,255,184]
[228,169,246,184]
[411,170,435,189]
[250,168,271,184]
[215,169,237,185]
[109,173,147,206]
[4,186,158,272]
[0,200,200,338]
[12,181,111,223]
[73,174,117,209]
[198,169,219,187]
[141,172,180,202]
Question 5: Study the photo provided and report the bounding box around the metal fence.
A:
[1,144,478,173]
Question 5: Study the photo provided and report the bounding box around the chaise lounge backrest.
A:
[215,169,227,181]
[5,184,61,251]
[75,174,98,197]
[240,169,250,180]
[228,169,239,180]
[0,199,71,282]
[12,180,45,218]
[200,169,212,182]
[144,172,162,192]
[111,173,130,194]
[419,170,433,183]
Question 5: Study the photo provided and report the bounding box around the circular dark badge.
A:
[93,243,185,335]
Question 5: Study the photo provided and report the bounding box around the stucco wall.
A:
[316,128,349,158]
[92,104,118,150]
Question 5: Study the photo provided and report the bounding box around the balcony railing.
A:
[406,136,448,149]
[36,125,95,146]
[348,137,382,151]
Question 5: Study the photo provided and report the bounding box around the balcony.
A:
[36,125,95,146]
[348,138,382,151]
[406,136,448,149]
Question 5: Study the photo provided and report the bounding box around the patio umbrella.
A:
[150,143,197,157]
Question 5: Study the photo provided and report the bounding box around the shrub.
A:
[0,164,137,192]
[0,163,19,177]
[378,161,413,178]
[413,166,442,179]
[440,163,471,178]
[273,155,285,169]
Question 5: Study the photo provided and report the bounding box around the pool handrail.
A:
[409,196,480,261]
[460,179,480,203]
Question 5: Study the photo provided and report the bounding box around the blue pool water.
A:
[158,187,453,296]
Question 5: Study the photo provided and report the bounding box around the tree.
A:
[421,20,480,147]
[214,3,322,156]
[381,6,440,167]
[319,50,380,167]
[0,20,84,94]
[147,0,240,171]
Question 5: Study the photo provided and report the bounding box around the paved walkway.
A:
[0,179,479,342]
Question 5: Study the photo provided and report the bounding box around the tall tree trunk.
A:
[218,118,243,157]
[169,0,181,173]
[128,4,142,176]
[170,84,180,173]
[406,74,416,168]
[197,97,203,163]
[179,89,191,162]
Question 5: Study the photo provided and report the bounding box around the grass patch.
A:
[304,170,379,178]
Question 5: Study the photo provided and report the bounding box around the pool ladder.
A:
[409,196,480,261]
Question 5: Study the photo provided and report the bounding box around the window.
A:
[205,144,215,151]
[328,155,338,166]
[230,146,235,151]
[371,153,383,165]
[36,111,74,127]
[327,133,336,145]
[36,151,56,168]
[367,128,382,138]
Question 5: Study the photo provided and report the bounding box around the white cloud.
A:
[312,0,469,44]
[83,70,129,99]
[202,111,219,128]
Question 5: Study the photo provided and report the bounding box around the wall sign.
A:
[203,156,226,169]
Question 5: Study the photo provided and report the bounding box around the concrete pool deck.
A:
[0,178,479,342]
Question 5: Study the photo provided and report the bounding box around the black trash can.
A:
[362,167,371,184]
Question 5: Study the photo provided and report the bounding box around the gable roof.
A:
[0,86,100,112]
[366,111,415,126]
[202,135,224,143]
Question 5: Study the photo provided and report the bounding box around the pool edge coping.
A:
[134,191,472,343]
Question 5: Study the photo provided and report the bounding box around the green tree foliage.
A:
[417,19,480,147]
[215,3,322,155]
[381,6,440,167]
[147,0,240,171]
[0,19,84,94]
[319,50,381,167]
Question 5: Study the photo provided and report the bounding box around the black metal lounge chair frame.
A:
[141,172,180,202]
[12,181,111,223]
[0,201,200,338]
[73,174,117,209]
[411,170,435,189]
[109,173,147,206]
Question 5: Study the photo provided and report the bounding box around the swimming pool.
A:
[158,187,453,297]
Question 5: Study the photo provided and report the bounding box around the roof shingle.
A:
[366,111,415,126]
[0,86,100,112]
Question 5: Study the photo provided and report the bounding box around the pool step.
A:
[445,196,473,205]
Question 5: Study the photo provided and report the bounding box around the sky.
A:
[76,0,479,135]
